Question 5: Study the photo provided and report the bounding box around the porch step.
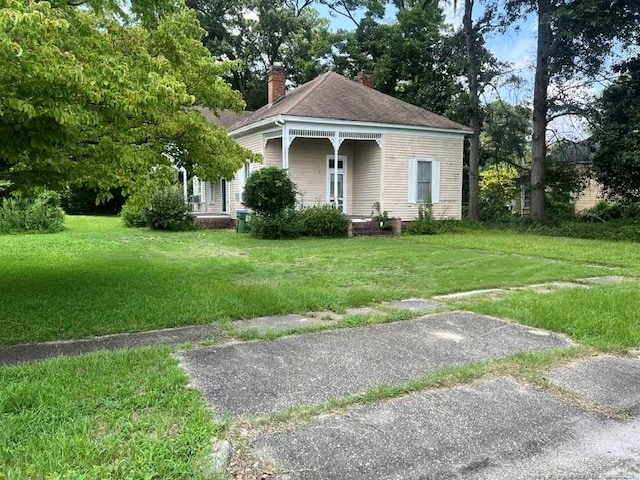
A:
[352,221,394,237]
[194,216,235,229]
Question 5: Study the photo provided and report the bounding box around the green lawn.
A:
[0,216,619,345]
[2,216,640,479]
[0,347,219,480]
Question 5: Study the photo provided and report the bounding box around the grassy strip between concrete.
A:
[239,346,606,435]
[227,307,440,342]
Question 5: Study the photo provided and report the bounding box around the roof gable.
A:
[231,72,470,133]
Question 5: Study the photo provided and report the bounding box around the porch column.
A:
[331,132,342,209]
[282,125,290,169]
[179,167,188,202]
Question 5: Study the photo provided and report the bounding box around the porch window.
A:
[408,159,440,204]
[206,182,215,204]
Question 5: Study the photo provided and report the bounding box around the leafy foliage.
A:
[146,187,195,231]
[242,167,297,216]
[332,2,467,116]
[408,204,436,235]
[0,191,65,233]
[579,201,640,223]
[61,186,125,215]
[301,204,350,237]
[479,164,518,221]
[0,1,258,197]
[187,0,333,109]
[480,101,531,167]
[249,209,302,239]
[592,55,640,201]
[120,203,150,228]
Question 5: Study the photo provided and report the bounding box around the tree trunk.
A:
[530,0,551,221]
[463,0,481,221]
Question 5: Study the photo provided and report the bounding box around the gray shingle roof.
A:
[194,106,254,129]
[230,71,471,133]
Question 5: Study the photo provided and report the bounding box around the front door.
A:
[327,155,347,212]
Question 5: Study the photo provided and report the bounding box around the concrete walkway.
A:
[255,376,640,479]
[177,311,570,417]
[0,323,226,366]
[1,275,637,478]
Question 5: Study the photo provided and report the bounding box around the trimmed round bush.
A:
[146,187,195,231]
[242,167,297,216]
[301,204,349,237]
[249,209,302,239]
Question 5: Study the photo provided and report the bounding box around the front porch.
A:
[264,132,383,217]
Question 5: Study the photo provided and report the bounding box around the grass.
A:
[2,216,640,478]
[462,281,640,351]
[0,216,615,345]
[0,347,221,480]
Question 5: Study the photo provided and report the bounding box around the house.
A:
[192,65,471,222]
[515,139,604,216]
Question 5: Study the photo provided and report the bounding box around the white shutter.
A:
[432,160,441,204]
[407,159,417,203]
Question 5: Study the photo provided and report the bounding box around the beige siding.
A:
[575,178,604,212]
[287,138,354,212]
[382,133,464,220]
[229,132,263,213]
[263,138,283,168]
[352,140,382,216]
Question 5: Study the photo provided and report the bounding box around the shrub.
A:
[544,195,575,224]
[579,201,640,222]
[301,204,350,237]
[249,209,302,239]
[242,167,297,216]
[371,202,392,230]
[0,192,65,234]
[145,187,195,231]
[479,164,518,221]
[408,204,436,235]
[120,203,149,228]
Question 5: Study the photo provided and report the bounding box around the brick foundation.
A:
[194,217,235,230]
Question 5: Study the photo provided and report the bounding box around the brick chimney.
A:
[268,63,286,104]
[356,71,374,89]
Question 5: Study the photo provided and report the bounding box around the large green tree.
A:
[187,0,333,109]
[592,55,640,200]
[505,0,640,220]
[0,0,258,197]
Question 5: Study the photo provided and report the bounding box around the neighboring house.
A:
[192,65,471,221]
[515,139,604,216]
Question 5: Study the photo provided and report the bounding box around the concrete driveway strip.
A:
[177,311,571,417]
[254,378,640,480]
[0,323,225,366]
[548,356,640,414]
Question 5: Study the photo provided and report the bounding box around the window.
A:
[244,162,251,181]
[416,161,432,204]
[408,159,440,204]
[328,158,344,170]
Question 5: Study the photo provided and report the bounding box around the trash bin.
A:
[236,209,250,233]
